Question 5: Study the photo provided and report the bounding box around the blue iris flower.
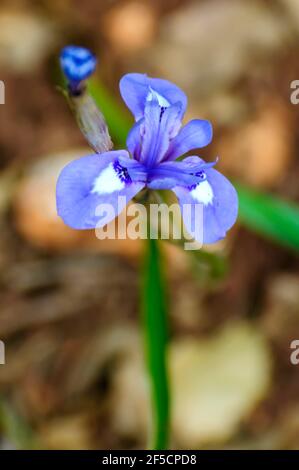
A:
[57,49,238,244]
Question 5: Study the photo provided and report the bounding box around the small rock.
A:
[171,322,271,447]
[109,322,271,448]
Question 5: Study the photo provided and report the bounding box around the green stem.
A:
[142,234,170,450]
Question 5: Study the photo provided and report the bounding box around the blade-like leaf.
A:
[236,183,299,252]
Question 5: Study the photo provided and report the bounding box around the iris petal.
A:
[147,157,216,190]
[140,99,182,167]
[56,150,145,229]
[126,119,143,160]
[119,73,187,121]
[164,119,213,162]
[172,166,238,244]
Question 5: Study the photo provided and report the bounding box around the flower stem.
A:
[142,233,170,450]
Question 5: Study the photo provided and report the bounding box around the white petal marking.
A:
[91,163,125,195]
[190,180,214,206]
[146,88,170,108]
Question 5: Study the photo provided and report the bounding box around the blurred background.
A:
[0,0,299,450]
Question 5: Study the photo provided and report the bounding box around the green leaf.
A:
[142,238,170,450]
[236,183,299,252]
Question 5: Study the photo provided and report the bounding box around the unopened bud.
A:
[60,45,113,153]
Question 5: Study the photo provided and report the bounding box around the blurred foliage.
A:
[0,398,36,449]
[189,249,228,283]
[236,183,299,253]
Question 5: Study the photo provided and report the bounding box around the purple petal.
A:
[127,119,143,160]
[147,157,216,190]
[164,119,213,162]
[140,99,182,167]
[56,151,145,229]
[172,167,238,244]
[119,73,187,121]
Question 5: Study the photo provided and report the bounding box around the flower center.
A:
[188,170,207,190]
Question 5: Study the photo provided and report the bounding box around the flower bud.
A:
[60,45,97,95]
[60,46,113,153]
